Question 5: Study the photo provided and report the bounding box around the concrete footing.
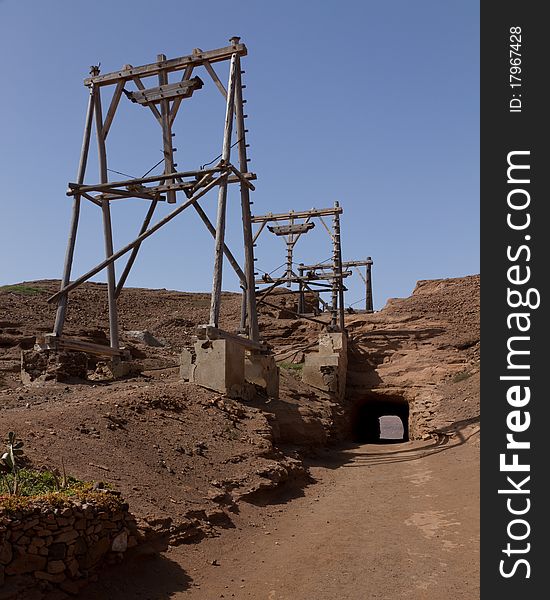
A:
[302,332,348,399]
[180,338,279,399]
[245,353,279,399]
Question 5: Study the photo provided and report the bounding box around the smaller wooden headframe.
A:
[49,38,261,356]
[299,258,374,313]
[251,202,346,331]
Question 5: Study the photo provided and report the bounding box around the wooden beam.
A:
[318,215,335,241]
[251,206,343,223]
[255,271,352,285]
[132,76,163,124]
[84,43,248,87]
[268,222,315,236]
[81,192,103,207]
[252,220,267,243]
[301,259,373,270]
[48,173,227,304]
[190,199,247,286]
[53,84,95,337]
[102,81,125,140]
[255,299,328,327]
[234,54,259,342]
[209,53,238,327]
[67,166,223,195]
[43,335,124,357]
[203,60,227,98]
[157,54,176,204]
[114,200,159,298]
[169,64,194,126]
[94,85,120,350]
[126,77,203,105]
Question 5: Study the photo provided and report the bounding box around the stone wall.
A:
[0,493,138,598]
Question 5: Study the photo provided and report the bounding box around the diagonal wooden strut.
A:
[48,173,227,304]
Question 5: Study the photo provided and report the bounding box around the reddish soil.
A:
[0,275,480,599]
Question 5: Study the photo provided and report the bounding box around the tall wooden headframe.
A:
[252,202,347,332]
[46,37,261,356]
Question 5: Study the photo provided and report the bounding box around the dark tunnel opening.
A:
[351,394,410,444]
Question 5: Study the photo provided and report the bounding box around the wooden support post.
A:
[285,218,294,288]
[333,201,345,332]
[298,264,305,314]
[234,51,259,341]
[114,200,158,298]
[158,54,176,204]
[53,80,96,337]
[365,257,374,313]
[94,82,120,350]
[209,52,238,327]
[239,284,247,333]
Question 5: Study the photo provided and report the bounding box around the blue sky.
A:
[0,0,479,309]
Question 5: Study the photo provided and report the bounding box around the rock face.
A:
[345,275,480,439]
[0,494,137,597]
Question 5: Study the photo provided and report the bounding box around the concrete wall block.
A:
[192,339,245,395]
[245,354,280,399]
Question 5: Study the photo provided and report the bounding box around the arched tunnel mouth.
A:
[350,393,410,444]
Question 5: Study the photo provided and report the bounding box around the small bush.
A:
[452,371,472,383]
[279,362,303,372]
[0,284,44,296]
[0,469,82,497]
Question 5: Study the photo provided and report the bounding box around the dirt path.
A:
[80,429,479,600]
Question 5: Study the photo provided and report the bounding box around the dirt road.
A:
[81,429,479,600]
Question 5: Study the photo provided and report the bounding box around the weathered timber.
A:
[53,83,95,337]
[169,64,194,126]
[66,166,250,195]
[102,81,125,140]
[94,83,120,350]
[126,77,203,105]
[255,271,351,285]
[43,335,124,357]
[114,200,159,298]
[301,259,373,270]
[209,53,238,327]
[234,52,259,341]
[132,76,163,124]
[84,43,247,87]
[203,60,228,98]
[251,207,342,223]
[268,222,315,236]
[48,172,226,304]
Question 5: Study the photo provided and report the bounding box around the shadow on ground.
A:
[78,540,193,600]
[306,414,480,470]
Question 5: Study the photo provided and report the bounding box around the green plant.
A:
[279,362,303,372]
[0,284,44,296]
[0,432,25,495]
[452,371,472,383]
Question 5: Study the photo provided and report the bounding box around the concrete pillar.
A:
[245,353,280,399]
[302,332,348,399]
[180,338,246,397]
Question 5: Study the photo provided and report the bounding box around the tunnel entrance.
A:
[351,394,409,443]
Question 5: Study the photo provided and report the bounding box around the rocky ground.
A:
[0,275,479,598]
